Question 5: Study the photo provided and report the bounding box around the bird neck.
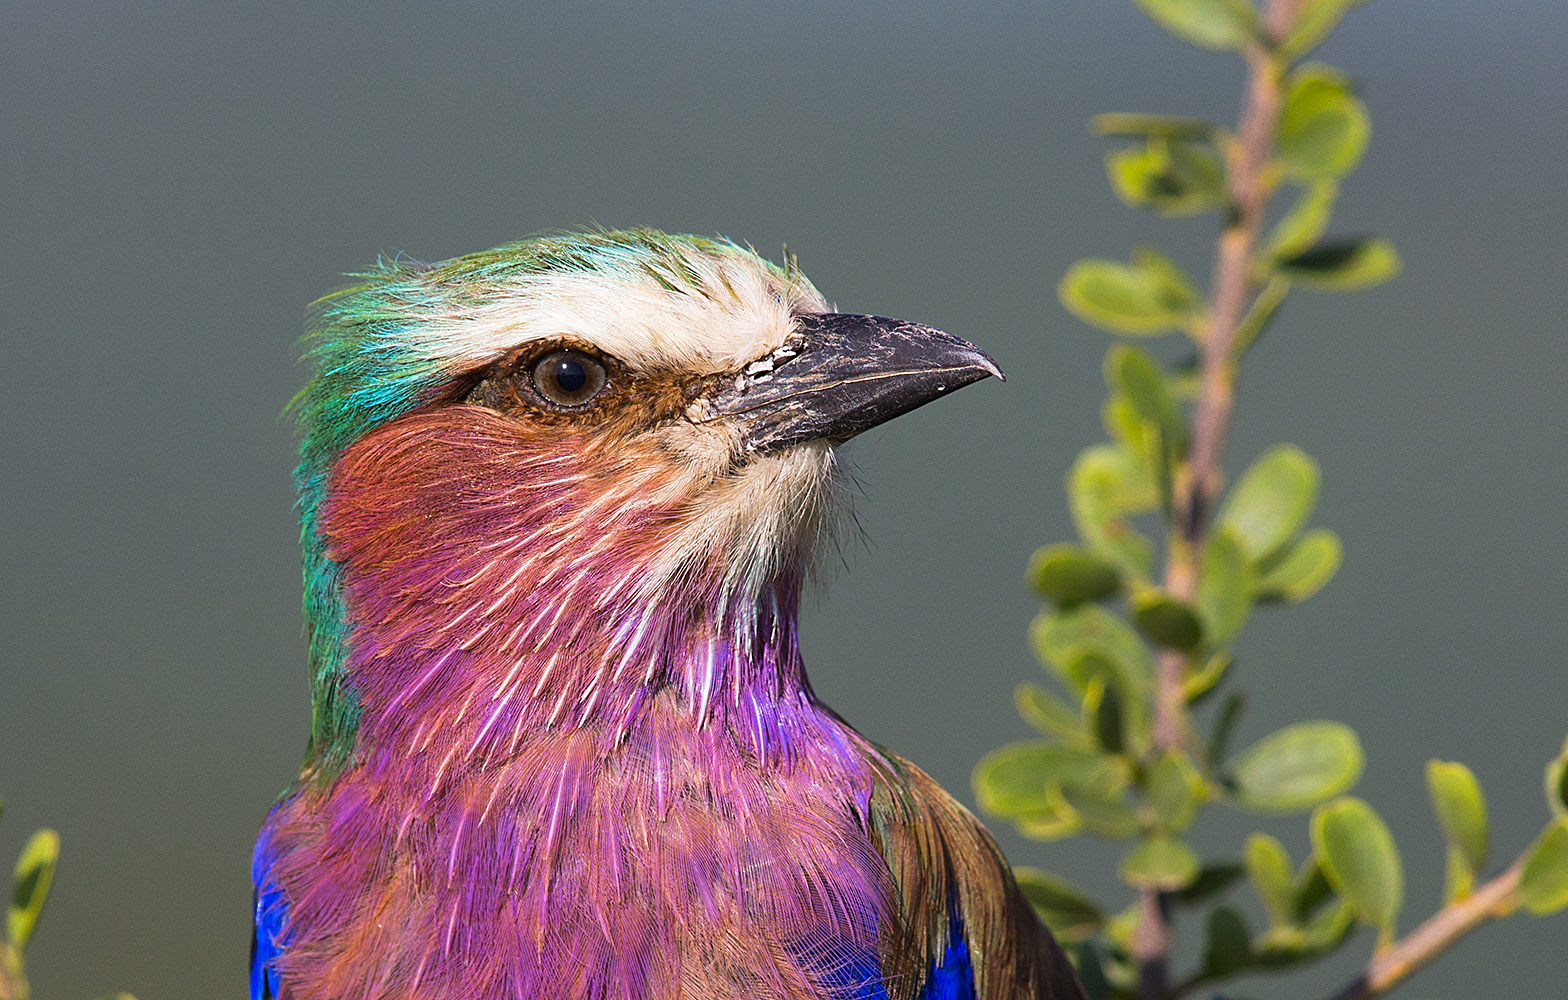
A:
[301,412,835,773]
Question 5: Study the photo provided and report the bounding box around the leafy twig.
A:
[1138,1,1310,995]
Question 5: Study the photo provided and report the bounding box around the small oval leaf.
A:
[1107,140,1225,216]
[1281,0,1351,61]
[1266,181,1339,262]
[1106,345,1188,458]
[1426,760,1489,884]
[1146,752,1205,834]
[1132,0,1256,51]
[1084,676,1127,755]
[1311,797,1403,939]
[1219,444,1321,563]
[1067,444,1158,578]
[1197,529,1252,644]
[1130,590,1205,651]
[1032,603,1155,694]
[1120,836,1201,891]
[1254,529,1342,603]
[1545,741,1568,819]
[1202,906,1253,977]
[1245,833,1297,927]
[1229,721,1364,813]
[1276,66,1370,180]
[1014,682,1088,744]
[1060,259,1184,336]
[1015,798,1084,843]
[8,827,61,952]
[1060,782,1143,839]
[1028,544,1122,606]
[1519,819,1568,916]
[973,742,1063,818]
[1208,691,1247,766]
[1093,113,1217,140]
[1278,236,1402,291]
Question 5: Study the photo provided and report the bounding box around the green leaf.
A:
[1254,899,1355,966]
[1219,444,1320,563]
[1032,603,1155,696]
[1182,650,1233,705]
[1293,857,1336,921]
[1276,65,1370,180]
[1231,275,1290,358]
[1197,529,1252,645]
[1146,752,1205,833]
[1092,113,1217,140]
[1102,393,1151,453]
[1254,528,1342,603]
[1060,258,1189,336]
[1028,544,1122,606]
[1202,906,1253,977]
[1107,139,1226,216]
[1014,682,1088,744]
[1229,721,1364,813]
[1067,445,1157,579]
[1129,590,1205,651]
[1519,819,1568,916]
[1208,691,1246,766]
[1173,862,1245,904]
[1060,781,1144,839]
[1132,246,1203,316]
[1425,760,1488,899]
[1132,0,1256,51]
[1278,236,1402,291]
[974,742,1132,822]
[973,742,1065,817]
[1083,676,1127,755]
[1120,835,1201,891]
[1106,345,1188,458]
[1015,798,1084,842]
[8,827,60,952]
[1266,181,1339,262]
[1544,739,1568,819]
[1245,833,1297,927]
[1311,797,1403,941]
[1280,0,1351,62]
[1070,941,1112,1000]
[1013,868,1106,943]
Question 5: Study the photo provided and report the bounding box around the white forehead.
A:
[416,249,829,375]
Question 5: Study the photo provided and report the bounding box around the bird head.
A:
[293,230,999,767]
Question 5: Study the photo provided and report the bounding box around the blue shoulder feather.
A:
[807,908,976,1000]
[250,827,288,1000]
[918,915,976,1000]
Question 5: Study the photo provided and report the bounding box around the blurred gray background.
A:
[4,1,1565,996]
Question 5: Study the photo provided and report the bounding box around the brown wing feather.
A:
[866,749,1087,1000]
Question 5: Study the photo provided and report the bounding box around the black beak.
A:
[705,312,1003,454]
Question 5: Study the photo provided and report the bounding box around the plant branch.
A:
[1137,1,1308,996]
[1324,858,1525,1000]
[0,945,26,1000]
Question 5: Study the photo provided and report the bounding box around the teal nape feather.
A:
[288,229,824,766]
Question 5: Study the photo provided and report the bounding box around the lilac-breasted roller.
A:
[253,230,1086,1000]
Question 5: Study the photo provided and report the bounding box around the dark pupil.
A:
[554,359,587,394]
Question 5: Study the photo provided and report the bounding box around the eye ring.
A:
[529,349,608,409]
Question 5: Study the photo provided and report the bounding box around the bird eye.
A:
[530,349,608,408]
